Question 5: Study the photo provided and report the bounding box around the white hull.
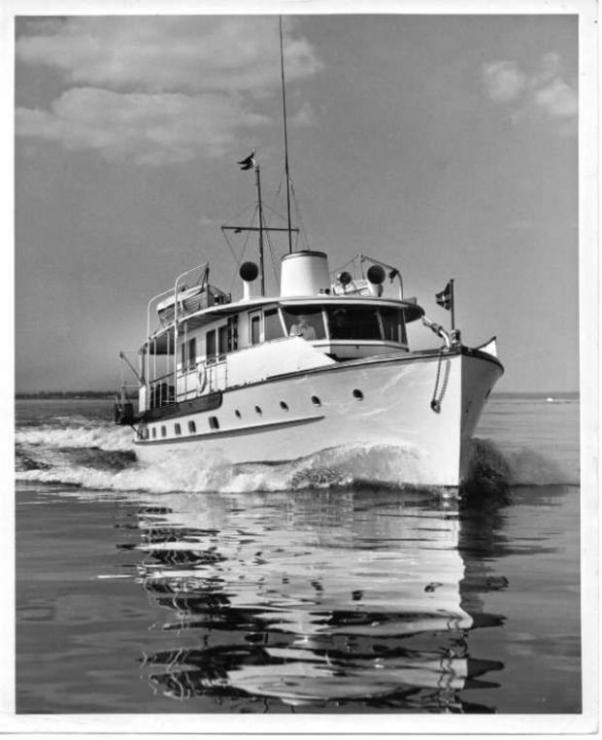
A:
[135,348,502,487]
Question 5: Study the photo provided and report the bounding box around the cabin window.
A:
[174,423,182,435]
[327,306,380,340]
[209,416,220,430]
[188,420,196,433]
[281,306,326,340]
[161,425,167,437]
[181,337,197,369]
[152,427,156,439]
[264,308,285,341]
[250,313,261,345]
[188,337,197,367]
[379,308,407,344]
[218,325,229,357]
[206,329,217,362]
[227,315,239,352]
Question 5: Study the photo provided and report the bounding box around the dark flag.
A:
[237,152,256,171]
[435,281,452,310]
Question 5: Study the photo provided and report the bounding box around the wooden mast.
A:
[255,162,265,295]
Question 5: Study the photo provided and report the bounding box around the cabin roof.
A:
[145,295,423,353]
[172,294,422,325]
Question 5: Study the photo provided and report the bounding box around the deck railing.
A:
[175,358,228,402]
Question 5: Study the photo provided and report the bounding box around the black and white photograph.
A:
[4,0,598,733]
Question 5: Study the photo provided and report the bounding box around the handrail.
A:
[173,262,209,401]
[421,315,452,348]
[149,370,174,384]
[143,261,209,406]
[146,286,174,343]
[330,253,405,300]
[173,261,209,297]
[146,261,209,339]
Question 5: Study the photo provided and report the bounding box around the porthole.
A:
[311,395,321,406]
[188,420,196,433]
[353,389,364,400]
[255,405,262,415]
[280,401,289,411]
[235,409,241,418]
[161,425,167,438]
[209,416,220,430]
[174,423,182,435]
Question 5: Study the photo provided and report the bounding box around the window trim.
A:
[206,328,217,363]
[264,307,286,342]
[280,305,327,341]
[249,310,262,345]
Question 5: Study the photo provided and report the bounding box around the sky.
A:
[12,9,584,393]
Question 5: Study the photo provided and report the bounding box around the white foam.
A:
[15,443,438,494]
[15,435,578,495]
[16,423,133,452]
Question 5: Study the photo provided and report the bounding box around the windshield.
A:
[281,306,326,340]
[280,305,407,344]
[326,306,407,343]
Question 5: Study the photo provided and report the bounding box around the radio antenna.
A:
[279,16,293,254]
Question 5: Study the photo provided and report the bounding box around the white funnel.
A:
[280,250,330,297]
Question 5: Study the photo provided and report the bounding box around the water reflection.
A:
[132,489,505,711]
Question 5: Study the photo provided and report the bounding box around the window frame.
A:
[249,311,262,345]
[206,328,217,363]
[264,307,286,341]
[280,305,326,340]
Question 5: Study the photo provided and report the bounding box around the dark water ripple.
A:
[114,489,505,711]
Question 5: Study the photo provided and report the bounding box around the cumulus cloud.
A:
[16,16,322,165]
[482,61,527,103]
[17,17,321,94]
[534,78,578,118]
[17,87,269,165]
[482,52,577,136]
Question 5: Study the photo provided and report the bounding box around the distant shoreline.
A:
[15,391,128,400]
[15,390,579,400]
[492,391,580,399]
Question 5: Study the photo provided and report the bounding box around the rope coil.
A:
[430,349,450,413]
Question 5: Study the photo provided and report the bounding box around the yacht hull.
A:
[134,347,503,487]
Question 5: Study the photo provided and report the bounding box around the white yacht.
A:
[115,237,503,487]
[115,21,503,488]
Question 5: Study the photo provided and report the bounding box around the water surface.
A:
[15,395,581,713]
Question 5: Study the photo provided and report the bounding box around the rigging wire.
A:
[289,180,311,251]
[221,228,241,267]
[226,204,258,294]
[264,229,279,289]
[221,200,258,266]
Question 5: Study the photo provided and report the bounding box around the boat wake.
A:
[15,415,578,494]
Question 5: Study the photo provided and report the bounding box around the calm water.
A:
[15,395,581,714]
